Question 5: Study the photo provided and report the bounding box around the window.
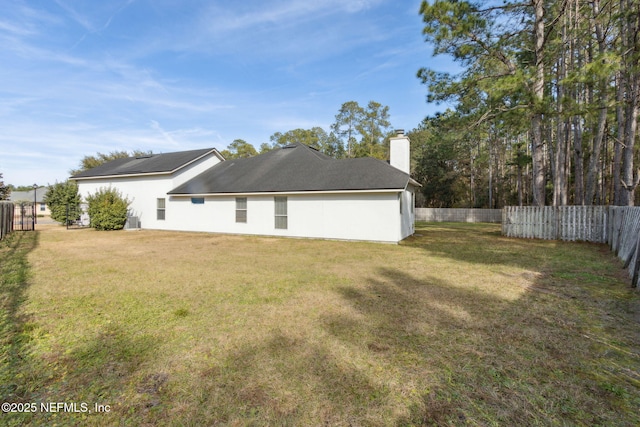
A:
[157,198,165,220]
[236,197,247,223]
[411,192,415,214]
[191,197,204,204]
[40,203,45,211]
[399,193,403,214]
[274,196,287,229]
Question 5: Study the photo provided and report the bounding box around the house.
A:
[8,187,51,217]
[71,148,224,229]
[71,130,419,243]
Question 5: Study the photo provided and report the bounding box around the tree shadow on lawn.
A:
[167,225,639,426]
[324,267,640,426]
[3,321,162,426]
[6,226,636,425]
[178,266,637,426]
[1,231,161,426]
[406,222,616,272]
[189,331,387,425]
[1,231,40,402]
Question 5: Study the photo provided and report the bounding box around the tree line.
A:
[416,0,640,207]
[62,100,393,166]
[220,100,392,160]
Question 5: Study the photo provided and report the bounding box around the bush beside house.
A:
[86,187,130,230]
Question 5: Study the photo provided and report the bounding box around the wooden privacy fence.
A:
[416,208,502,223]
[502,206,640,287]
[502,206,609,242]
[608,207,640,287]
[0,201,14,241]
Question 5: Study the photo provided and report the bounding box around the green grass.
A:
[1,222,639,426]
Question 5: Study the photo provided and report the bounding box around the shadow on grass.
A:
[5,225,638,425]
[405,222,611,271]
[189,332,386,425]
[166,225,639,425]
[0,231,160,426]
[325,264,639,426]
[0,231,40,401]
[178,269,637,425]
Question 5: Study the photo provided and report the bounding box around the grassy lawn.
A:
[1,222,639,426]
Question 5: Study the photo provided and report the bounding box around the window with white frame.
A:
[157,198,166,220]
[274,196,287,229]
[236,197,247,223]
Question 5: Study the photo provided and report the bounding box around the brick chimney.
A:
[389,129,410,174]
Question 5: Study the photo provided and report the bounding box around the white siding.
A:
[165,192,405,243]
[74,150,418,243]
[75,153,221,230]
[77,175,169,229]
[400,186,417,240]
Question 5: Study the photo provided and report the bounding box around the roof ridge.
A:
[291,143,333,161]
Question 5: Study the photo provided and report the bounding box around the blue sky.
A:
[1,0,454,186]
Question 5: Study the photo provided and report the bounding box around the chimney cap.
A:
[394,129,405,136]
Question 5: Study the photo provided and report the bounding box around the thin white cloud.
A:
[0,3,62,38]
[204,0,383,32]
[149,120,180,147]
[53,0,95,31]
[138,0,387,62]
[1,32,90,66]
[0,20,36,37]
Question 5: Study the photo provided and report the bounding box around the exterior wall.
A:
[73,150,419,243]
[36,202,51,216]
[164,192,406,243]
[389,134,410,174]
[77,175,171,229]
[400,186,416,240]
[75,153,221,229]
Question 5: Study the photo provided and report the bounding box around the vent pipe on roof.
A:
[390,129,410,174]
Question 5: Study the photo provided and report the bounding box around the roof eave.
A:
[407,177,422,188]
[168,188,407,197]
[70,171,171,181]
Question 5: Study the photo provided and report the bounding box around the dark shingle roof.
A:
[70,148,218,179]
[168,144,413,195]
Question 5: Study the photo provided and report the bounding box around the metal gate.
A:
[13,202,35,231]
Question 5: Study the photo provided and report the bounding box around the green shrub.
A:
[43,181,81,224]
[86,187,130,231]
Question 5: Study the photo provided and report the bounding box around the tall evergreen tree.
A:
[416,0,640,207]
[331,101,364,157]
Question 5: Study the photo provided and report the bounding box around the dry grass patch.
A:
[1,222,638,426]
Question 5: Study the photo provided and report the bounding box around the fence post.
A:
[631,232,640,288]
[0,202,15,241]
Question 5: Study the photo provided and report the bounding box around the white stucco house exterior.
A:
[71,131,419,243]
